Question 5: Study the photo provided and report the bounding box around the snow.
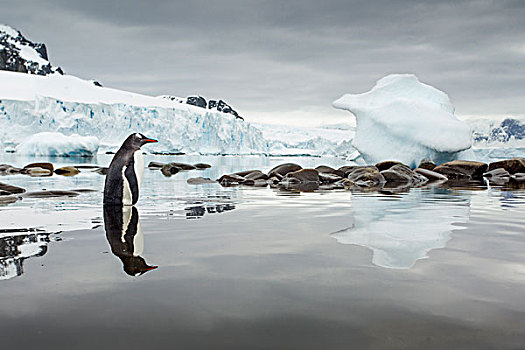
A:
[333,74,472,167]
[0,24,19,38]
[14,132,99,157]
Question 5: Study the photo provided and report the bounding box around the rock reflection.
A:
[0,229,50,281]
[331,188,470,269]
[103,206,157,276]
[185,203,236,219]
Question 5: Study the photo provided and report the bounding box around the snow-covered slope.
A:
[469,118,525,147]
[0,24,63,75]
[333,74,472,167]
[0,70,268,155]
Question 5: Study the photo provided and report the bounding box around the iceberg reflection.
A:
[332,188,470,269]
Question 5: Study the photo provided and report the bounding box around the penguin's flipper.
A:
[124,162,140,205]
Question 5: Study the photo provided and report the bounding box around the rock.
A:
[0,164,22,175]
[483,168,510,185]
[381,182,412,194]
[336,165,359,178]
[54,166,80,176]
[487,158,525,174]
[509,173,525,189]
[218,174,247,186]
[22,190,80,198]
[418,159,437,170]
[268,163,302,177]
[74,165,101,169]
[0,182,25,194]
[280,182,319,192]
[414,168,448,181]
[186,96,207,108]
[244,171,269,181]
[284,169,319,183]
[267,176,281,185]
[147,161,165,169]
[92,167,108,175]
[432,165,471,180]
[193,163,212,169]
[0,190,12,196]
[25,167,53,177]
[315,165,337,174]
[161,164,181,177]
[23,162,54,172]
[208,99,244,120]
[235,170,260,177]
[346,167,385,187]
[319,172,343,183]
[375,161,404,172]
[187,177,217,185]
[166,162,196,171]
[511,173,525,182]
[0,194,18,205]
[438,160,488,180]
[380,164,428,186]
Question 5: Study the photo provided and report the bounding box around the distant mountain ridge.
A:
[470,118,525,144]
[0,24,63,75]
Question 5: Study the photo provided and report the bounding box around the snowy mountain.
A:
[0,24,63,75]
[469,118,525,146]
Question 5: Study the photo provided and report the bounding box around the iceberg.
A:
[333,74,472,167]
[15,132,99,157]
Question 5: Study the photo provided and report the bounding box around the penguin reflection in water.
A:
[103,133,158,275]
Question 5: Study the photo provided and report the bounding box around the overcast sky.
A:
[3,0,524,126]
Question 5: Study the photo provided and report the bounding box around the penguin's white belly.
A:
[133,150,144,189]
[122,166,133,206]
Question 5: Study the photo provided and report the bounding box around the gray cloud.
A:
[2,0,524,125]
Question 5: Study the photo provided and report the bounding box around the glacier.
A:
[333,74,473,167]
[0,70,268,155]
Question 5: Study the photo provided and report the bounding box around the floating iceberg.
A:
[14,132,99,157]
[333,74,472,167]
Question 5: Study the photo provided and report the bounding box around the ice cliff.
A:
[333,74,472,167]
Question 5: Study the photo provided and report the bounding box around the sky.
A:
[2,0,524,126]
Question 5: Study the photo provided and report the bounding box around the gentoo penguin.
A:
[103,133,157,206]
[104,205,158,276]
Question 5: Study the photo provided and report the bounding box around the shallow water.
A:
[1,154,525,349]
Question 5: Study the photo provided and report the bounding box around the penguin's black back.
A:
[103,137,140,205]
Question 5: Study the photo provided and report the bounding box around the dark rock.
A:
[375,161,404,172]
[438,160,488,180]
[74,165,101,169]
[0,194,18,205]
[166,162,196,170]
[186,96,207,108]
[488,158,525,174]
[268,163,302,177]
[187,177,217,185]
[509,173,525,189]
[414,168,448,181]
[23,162,54,172]
[418,159,437,170]
[347,167,385,187]
[147,161,165,169]
[218,174,247,186]
[267,176,281,185]
[22,190,80,198]
[193,163,212,169]
[208,99,243,120]
[315,165,337,174]
[0,164,22,175]
[0,182,25,194]
[483,168,511,185]
[511,173,525,182]
[245,171,269,181]
[319,172,343,183]
[380,164,428,186]
[0,190,12,196]
[235,170,260,177]
[280,182,319,192]
[284,169,319,183]
[161,164,181,177]
[433,165,471,180]
[92,80,103,87]
[54,166,80,176]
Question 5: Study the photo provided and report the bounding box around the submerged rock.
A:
[193,163,212,169]
[55,166,80,176]
[23,162,54,172]
[0,182,26,194]
[167,162,196,170]
[187,177,216,185]
[22,190,80,198]
[0,164,22,175]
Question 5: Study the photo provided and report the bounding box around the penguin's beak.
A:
[143,137,158,143]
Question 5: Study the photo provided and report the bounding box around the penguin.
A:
[103,133,157,206]
[104,205,158,276]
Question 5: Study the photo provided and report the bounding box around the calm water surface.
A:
[1,154,524,349]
